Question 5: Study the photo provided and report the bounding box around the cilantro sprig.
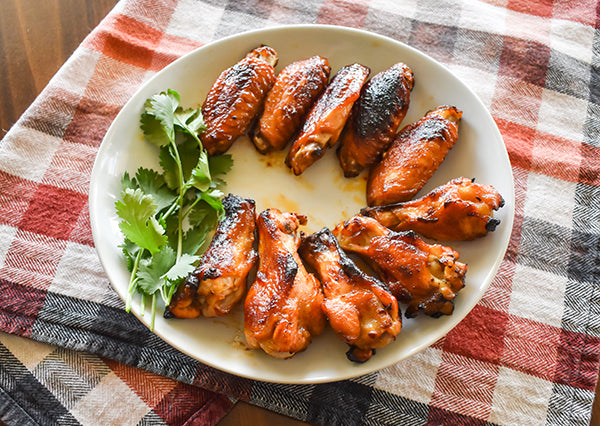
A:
[116,89,233,329]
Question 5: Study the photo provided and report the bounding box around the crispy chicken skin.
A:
[332,215,467,318]
[200,45,278,155]
[361,177,505,241]
[300,228,401,363]
[252,56,331,154]
[244,209,325,358]
[367,105,463,206]
[338,63,415,177]
[166,195,257,318]
[286,63,370,175]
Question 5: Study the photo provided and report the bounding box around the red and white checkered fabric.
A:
[1,1,599,425]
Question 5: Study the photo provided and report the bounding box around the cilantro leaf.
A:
[181,225,212,257]
[174,107,206,135]
[164,253,199,281]
[140,90,180,147]
[200,188,225,217]
[137,248,198,297]
[120,238,144,272]
[178,137,203,182]
[209,154,234,178]
[121,171,137,190]
[187,200,217,227]
[187,158,212,192]
[134,168,177,212]
[137,246,177,295]
[159,145,179,190]
[184,203,219,255]
[115,188,167,255]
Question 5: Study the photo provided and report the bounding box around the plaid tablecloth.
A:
[1,0,599,425]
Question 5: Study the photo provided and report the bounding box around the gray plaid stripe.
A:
[546,383,596,426]
[32,348,111,411]
[249,382,314,422]
[545,49,591,101]
[517,217,573,277]
[0,343,80,425]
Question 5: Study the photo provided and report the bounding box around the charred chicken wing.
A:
[300,228,401,363]
[286,63,370,175]
[244,209,325,358]
[200,45,278,155]
[166,194,257,318]
[333,215,467,318]
[367,105,462,206]
[338,63,415,177]
[252,56,331,154]
[361,177,505,241]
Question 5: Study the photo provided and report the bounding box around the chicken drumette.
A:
[337,62,415,177]
[166,194,257,318]
[252,55,331,154]
[361,177,505,241]
[201,45,278,155]
[333,215,467,318]
[286,63,370,175]
[300,228,402,363]
[367,105,462,206]
[244,209,325,358]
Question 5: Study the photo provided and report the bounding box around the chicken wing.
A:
[300,228,401,363]
[200,45,278,155]
[244,209,325,358]
[332,215,467,318]
[361,177,505,240]
[286,63,370,175]
[166,194,257,318]
[252,56,331,154]
[337,62,415,177]
[367,105,462,206]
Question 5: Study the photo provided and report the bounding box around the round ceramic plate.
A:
[89,25,515,384]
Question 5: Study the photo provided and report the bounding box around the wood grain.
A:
[0,1,598,425]
[0,0,118,134]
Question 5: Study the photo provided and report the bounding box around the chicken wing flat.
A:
[367,105,463,206]
[332,215,467,318]
[244,209,325,358]
[361,177,505,241]
[337,63,415,177]
[166,194,257,318]
[200,45,278,155]
[252,56,331,154]
[300,228,401,363]
[286,63,370,175]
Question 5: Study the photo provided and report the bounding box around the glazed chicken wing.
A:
[252,56,331,154]
[337,62,415,177]
[367,105,462,206]
[333,215,467,318]
[200,45,278,155]
[244,209,325,358]
[166,194,257,318]
[361,177,505,241]
[286,63,370,175]
[300,228,401,363]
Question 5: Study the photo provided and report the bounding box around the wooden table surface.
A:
[0,1,597,425]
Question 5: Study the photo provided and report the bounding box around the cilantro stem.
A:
[150,293,157,330]
[126,249,144,312]
[160,199,179,222]
[181,196,202,221]
[169,141,186,261]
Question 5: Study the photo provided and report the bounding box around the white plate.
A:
[89,25,515,384]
